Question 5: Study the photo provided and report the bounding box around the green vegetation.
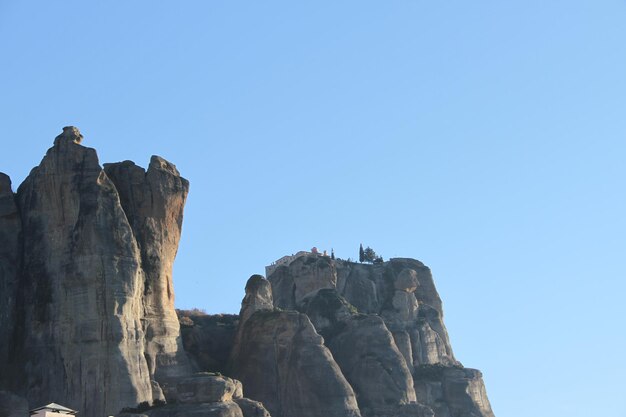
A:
[413,363,464,380]
[120,399,167,414]
[359,244,384,263]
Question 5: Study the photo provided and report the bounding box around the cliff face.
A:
[104,157,192,397]
[0,128,189,416]
[1,127,495,417]
[229,276,361,417]
[0,174,21,389]
[223,256,495,417]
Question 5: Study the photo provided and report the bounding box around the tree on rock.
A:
[359,244,365,263]
[362,246,378,263]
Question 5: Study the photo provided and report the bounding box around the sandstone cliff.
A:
[219,255,495,417]
[0,128,495,417]
[0,128,190,416]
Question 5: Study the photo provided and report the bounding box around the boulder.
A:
[395,269,419,292]
[234,398,271,417]
[238,275,273,325]
[143,402,244,417]
[178,312,239,374]
[177,374,239,404]
[54,125,83,144]
[413,366,495,417]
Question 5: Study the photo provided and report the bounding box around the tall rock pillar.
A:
[14,128,154,416]
[0,173,21,389]
[104,156,191,398]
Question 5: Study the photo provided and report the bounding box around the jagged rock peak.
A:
[0,173,12,195]
[54,126,83,144]
[240,275,273,325]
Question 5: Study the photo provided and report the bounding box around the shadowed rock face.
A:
[0,128,193,416]
[13,134,154,415]
[230,276,361,417]
[0,391,28,417]
[267,255,495,417]
[300,289,417,417]
[104,157,192,397]
[413,366,494,417]
[270,257,457,368]
[0,174,21,387]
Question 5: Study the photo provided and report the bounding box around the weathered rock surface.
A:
[268,256,336,309]
[121,375,265,417]
[1,127,495,417]
[177,374,239,404]
[13,132,154,415]
[230,276,361,417]
[300,289,417,417]
[267,254,494,417]
[413,366,494,417]
[0,391,28,417]
[179,311,239,374]
[270,257,457,368]
[234,398,271,417]
[140,402,244,417]
[238,275,273,325]
[104,157,192,397]
[0,174,20,388]
[0,128,196,416]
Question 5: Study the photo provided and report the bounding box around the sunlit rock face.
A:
[0,128,192,416]
[229,275,361,417]
[263,254,495,417]
[1,127,495,417]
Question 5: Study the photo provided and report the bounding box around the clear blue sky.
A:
[1,2,625,416]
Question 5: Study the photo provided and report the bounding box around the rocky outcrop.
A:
[178,312,239,374]
[0,128,193,416]
[0,174,20,388]
[13,132,154,415]
[300,289,417,417]
[270,257,457,369]
[177,374,240,404]
[268,256,336,310]
[230,276,361,417]
[234,398,271,417]
[1,127,495,417]
[267,254,495,417]
[121,375,270,417]
[413,366,494,417]
[104,157,192,397]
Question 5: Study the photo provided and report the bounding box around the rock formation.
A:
[0,174,21,389]
[0,127,495,417]
[258,255,495,417]
[13,132,154,414]
[300,289,419,417]
[229,276,361,417]
[119,374,270,417]
[0,128,191,416]
[104,158,192,397]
